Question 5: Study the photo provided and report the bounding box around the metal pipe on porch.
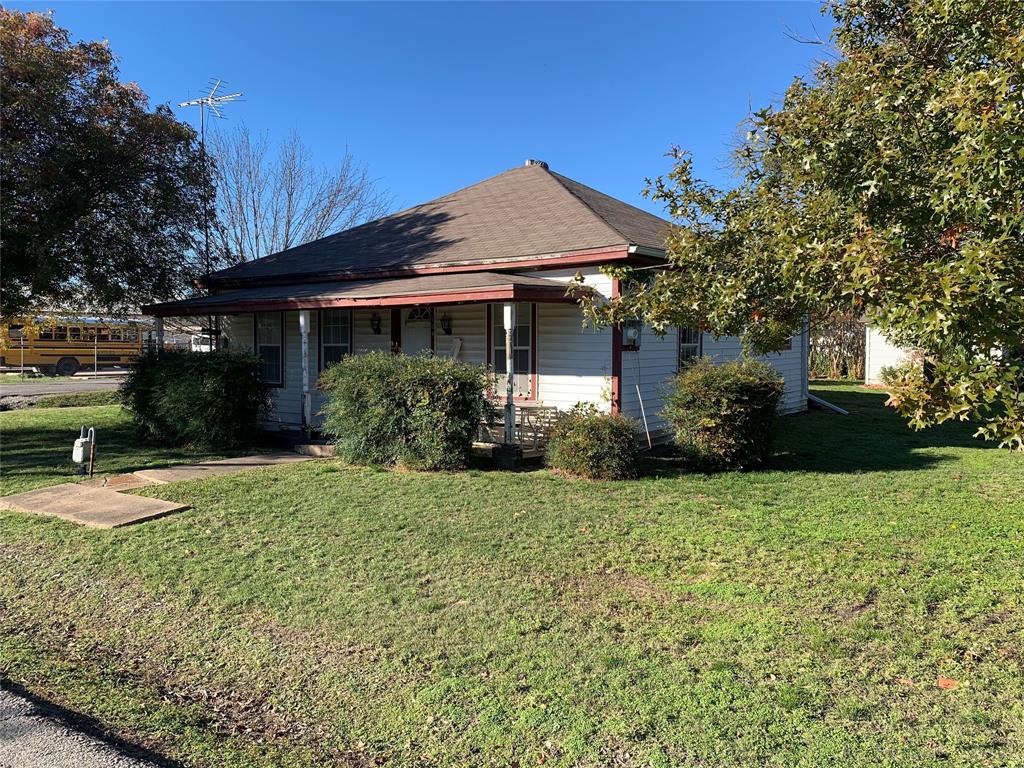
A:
[299,310,311,431]
[503,302,515,445]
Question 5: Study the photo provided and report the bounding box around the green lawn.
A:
[1,385,1022,767]
[0,404,227,495]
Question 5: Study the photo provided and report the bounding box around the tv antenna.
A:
[178,78,243,350]
[179,78,242,143]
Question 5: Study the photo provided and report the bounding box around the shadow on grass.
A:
[644,386,996,477]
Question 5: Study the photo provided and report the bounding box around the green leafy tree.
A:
[0,9,212,316]
[583,0,1024,449]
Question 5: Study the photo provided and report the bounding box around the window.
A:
[320,309,351,369]
[490,303,533,398]
[255,312,284,386]
[678,326,702,369]
[69,326,82,341]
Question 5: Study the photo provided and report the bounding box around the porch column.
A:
[503,302,515,445]
[154,318,164,353]
[299,310,311,431]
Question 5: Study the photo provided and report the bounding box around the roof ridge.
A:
[538,167,631,244]
[547,170,667,244]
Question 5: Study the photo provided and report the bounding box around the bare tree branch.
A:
[208,126,392,264]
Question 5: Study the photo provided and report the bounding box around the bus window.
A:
[39,327,54,340]
[125,327,139,342]
[69,326,83,341]
[110,327,123,341]
[96,328,110,342]
[53,326,67,341]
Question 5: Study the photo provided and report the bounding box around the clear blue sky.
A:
[16,1,831,216]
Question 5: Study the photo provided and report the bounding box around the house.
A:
[143,160,808,445]
[864,326,915,385]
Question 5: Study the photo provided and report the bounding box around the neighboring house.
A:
[864,326,915,385]
[144,160,808,445]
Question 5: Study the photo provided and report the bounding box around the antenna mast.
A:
[179,79,242,350]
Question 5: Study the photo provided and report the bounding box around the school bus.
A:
[0,316,148,376]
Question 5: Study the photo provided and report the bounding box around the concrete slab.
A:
[131,451,311,484]
[0,484,189,528]
[81,474,155,491]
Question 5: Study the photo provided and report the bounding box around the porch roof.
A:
[142,271,579,317]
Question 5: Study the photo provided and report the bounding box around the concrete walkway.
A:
[0,686,163,768]
[0,452,313,528]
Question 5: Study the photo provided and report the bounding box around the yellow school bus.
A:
[0,316,147,376]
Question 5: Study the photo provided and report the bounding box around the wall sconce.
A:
[622,319,643,351]
[369,312,382,335]
[439,312,453,335]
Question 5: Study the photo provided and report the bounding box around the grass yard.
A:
[0,404,227,495]
[0,384,1022,767]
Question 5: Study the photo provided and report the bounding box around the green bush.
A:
[32,391,119,408]
[545,403,639,480]
[319,352,488,471]
[119,349,268,448]
[664,357,784,471]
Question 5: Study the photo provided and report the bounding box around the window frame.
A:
[253,311,285,388]
[486,303,537,401]
[678,326,703,371]
[318,308,353,372]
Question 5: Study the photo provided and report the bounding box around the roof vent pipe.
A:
[524,159,549,169]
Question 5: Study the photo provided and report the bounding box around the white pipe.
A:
[503,303,515,445]
[299,310,311,430]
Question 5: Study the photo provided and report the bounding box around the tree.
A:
[209,126,391,264]
[581,0,1024,449]
[0,9,212,317]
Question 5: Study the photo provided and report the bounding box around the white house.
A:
[144,160,808,447]
[864,326,915,385]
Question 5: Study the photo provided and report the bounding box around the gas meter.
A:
[73,426,96,476]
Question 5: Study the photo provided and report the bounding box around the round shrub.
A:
[545,403,639,480]
[119,349,268,449]
[664,357,784,471]
[319,351,488,471]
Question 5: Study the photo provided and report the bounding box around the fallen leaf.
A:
[937,676,958,690]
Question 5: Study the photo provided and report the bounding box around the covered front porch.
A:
[144,271,613,453]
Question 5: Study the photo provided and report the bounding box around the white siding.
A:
[222,312,308,430]
[530,266,613,299]
[535,302,612,411]
[702,330,809,414]
[352,309,391,354]
[864,326,912,385]
[621,326,678,435]
[434,305,487,363]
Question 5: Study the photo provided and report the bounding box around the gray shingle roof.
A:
[206,164,668,286]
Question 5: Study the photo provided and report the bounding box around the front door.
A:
[402,307,433,354]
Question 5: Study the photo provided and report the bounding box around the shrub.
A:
[319,352,488,471]
[32,391,119,408]
[664,357,784,471]
[545,403,639,480]
[119,349,268,448]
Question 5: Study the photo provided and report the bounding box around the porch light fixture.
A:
[439,312,452,335]
[622,319,643,351]
[370,312,382,335]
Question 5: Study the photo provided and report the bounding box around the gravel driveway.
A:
[0,685,164,768]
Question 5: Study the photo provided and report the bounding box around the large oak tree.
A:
[1,9,211,316]
[585,0,1024,448]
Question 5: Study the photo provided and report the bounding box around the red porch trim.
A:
[610,278,622,414]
